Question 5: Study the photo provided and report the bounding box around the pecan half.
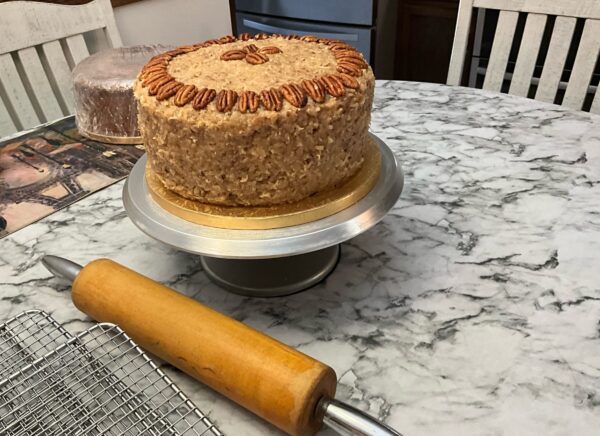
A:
[166,48,190,57]
[337,62,362,76]
[260,89,274,110]
[333,50,364,60]
[272,88,283,110]
[301,79,326,103]
[238,90,259,113]
[254,33,270,40]
[247,91,260,112]
[238,32,252,41]
[258,46,282,55]
[246,52,268,65]
[332,48,360,55]
[336,56,367,68]
[219,35,237,44]
[318,75,345,97]
[175,45,197,53]
[174,84,197,106]
[337,73,360,89]
[140,65,167,80]
[260,88,283,111]
[148,53,172,63]
[148,76,175,96]
[203,39,220,46]
[216,89,238,112]
[192,88,216,110]
[145,55,169,65]
[329,43,354,51]
[156,81,183,101]
[144,57,170,70]
[244,44,259,53]
[142,72,170,88]
[142,62,167,72]
[285,35,301,40]
[221,49,247,61]
[280,83,307,108]
[317,37,336,45]
[301,35,319,42]
[238,91,248,113]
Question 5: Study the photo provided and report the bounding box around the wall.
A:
[113,0,231,47]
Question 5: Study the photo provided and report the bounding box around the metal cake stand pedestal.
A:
[122,134,403,297]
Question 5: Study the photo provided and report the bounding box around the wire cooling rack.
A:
[0,310,222,436]
[0,311,73,381]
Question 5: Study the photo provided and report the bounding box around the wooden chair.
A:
[447,0,600,113]
[0,0,122,137]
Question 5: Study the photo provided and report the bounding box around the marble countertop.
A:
[2,81,600,436]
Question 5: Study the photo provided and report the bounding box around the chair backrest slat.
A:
[18,46,64,122]
[473,0,600,19]
[449,0,600,113]
[508,13,547,96]
[562,19,600,110]
[534,16,576,103]
[0,53,40,130]
[97,0,123,48]
[0,0,121,136]
[65,34,92,67]
[447,0,475,86]
[0,0,121,53]
[0,99,17,138]
[592,85,600,114]
[483,10,519,92]
[41,40,75,112]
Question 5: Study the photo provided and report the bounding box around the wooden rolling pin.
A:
[42,255,402,436]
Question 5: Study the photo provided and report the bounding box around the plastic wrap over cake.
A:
[73,46,169,144]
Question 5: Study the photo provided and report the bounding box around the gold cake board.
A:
[78,126,143,145]
[145,138,381,230]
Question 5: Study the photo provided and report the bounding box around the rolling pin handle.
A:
[320,398,403,436]
[42,255,83,283]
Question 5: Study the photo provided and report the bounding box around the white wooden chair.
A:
[447,0,600,113]
[0,0,122,137]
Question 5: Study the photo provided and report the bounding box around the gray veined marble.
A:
[1,80,600,436]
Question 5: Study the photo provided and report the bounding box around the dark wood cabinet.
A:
[394,0,459,83]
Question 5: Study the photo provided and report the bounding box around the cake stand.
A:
[122,133,403,297]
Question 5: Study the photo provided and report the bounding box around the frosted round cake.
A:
[134,33,375,206]
[73,46,167,143]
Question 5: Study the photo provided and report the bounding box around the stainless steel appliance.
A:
[231,0,398,78]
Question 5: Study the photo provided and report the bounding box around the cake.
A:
[73,46,167,143]
[134,34,375,206]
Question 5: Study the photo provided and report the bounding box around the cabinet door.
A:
[395,0,459,83]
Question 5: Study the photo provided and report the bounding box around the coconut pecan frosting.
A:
[138,33,368,113]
